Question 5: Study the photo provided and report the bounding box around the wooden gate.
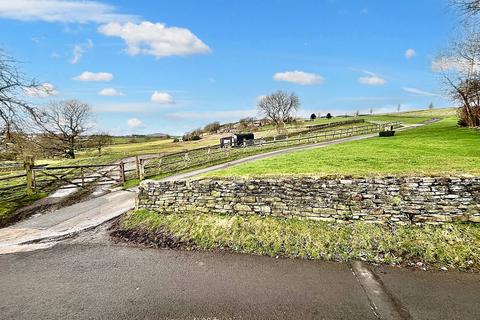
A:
[30,163,125,192]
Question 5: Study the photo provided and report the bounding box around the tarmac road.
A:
[0,243,376,320]
[0,242,479,320]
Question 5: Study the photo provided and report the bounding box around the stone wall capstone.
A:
[138,177,480,224]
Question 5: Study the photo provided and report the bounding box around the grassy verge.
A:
[207,118,480,177]
[117,210,480,271]
[0,192,48,227]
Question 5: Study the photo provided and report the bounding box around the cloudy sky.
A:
[0,0,455,135]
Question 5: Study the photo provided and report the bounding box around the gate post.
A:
[80,167,85,187]
[24,155,34,195]
[119,162,125,183]
[135,155,141,179]
[139,158,145,181]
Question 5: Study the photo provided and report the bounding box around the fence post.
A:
[135,155,141,179]
[119,161,125,183]
[139,158,145,181]
[80,167,85,187]
[32,170,36,189]
[24,155,34,195]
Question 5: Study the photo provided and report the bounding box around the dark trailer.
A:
[220,133,255,147]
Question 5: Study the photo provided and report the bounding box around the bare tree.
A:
[257,91,300,131]
[0,50,40,151]
[35,100,92,158]
[452,0,480,16]
[438,31,480,127]
[88,133,112,157]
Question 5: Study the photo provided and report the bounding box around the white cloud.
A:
[98,21,211,58]
[432,58,457,72]
[402,87,443,98]
[358,71,386,86]
[71,39,93,64]
[151,91,174,104]
[431,57,480,73]
[24,82,59,98]
[31,36,45,44]
[405,48,416,59]
[0,0,136,23]
[273,70,324,85]
[127,118,143,129]
[98,87,124,96]
[73,71,113,82]
[51,51,62,59]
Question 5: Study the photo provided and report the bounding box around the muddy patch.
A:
[110,226,195,250]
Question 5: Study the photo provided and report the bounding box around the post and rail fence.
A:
[0,121,400,198]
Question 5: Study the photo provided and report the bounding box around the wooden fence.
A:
[0,121,400,198]
[141,121,401,178]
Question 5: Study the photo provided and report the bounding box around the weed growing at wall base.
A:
[117,210,480,271]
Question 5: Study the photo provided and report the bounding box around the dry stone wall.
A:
[138,177,480,224]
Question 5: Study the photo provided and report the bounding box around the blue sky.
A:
[0,0,456,135]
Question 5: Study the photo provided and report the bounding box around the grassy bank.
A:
[117,210,480,271]
[0,192,48,227]
[207,118,480,177]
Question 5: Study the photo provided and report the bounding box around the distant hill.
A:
[395,107,457,118]
[146,133,171,138]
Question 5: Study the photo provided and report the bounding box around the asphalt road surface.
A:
[1,242,479,320]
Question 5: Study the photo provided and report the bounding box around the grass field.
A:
[118,210,480,271]
[73,110,448,163]
[41,109,452,166]
[207,117,480,177]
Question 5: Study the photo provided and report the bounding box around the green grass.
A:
[0,192,48,227]
[119,210,480,270]
[111,136,170,145]
[122,178,140,189]
[397,107,457,118]
[207,118,480,177]
[361,115,430,124]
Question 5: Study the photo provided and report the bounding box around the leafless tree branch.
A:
[257,91,300,132]
[34,100,93,159]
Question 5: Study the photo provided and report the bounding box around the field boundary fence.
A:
[0,121,400,199]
